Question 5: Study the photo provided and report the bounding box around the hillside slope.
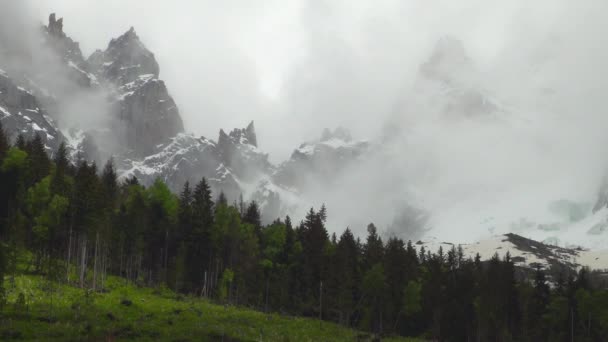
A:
[1,272,414,342]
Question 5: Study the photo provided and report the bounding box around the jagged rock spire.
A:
[48,13,64,36]
[245,121,257,147]
[218,121,258,148]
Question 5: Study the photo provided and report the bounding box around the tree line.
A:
[0,124,607,341]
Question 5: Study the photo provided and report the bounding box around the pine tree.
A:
[384,237,409,333]
[188,178,214,293]
[15,134,26,150]
[174,182,193,291]
[243,200,262,238]
[300,208,329,309]
[50,142,70,197]
[25,134,51,186]
[216,191,227,208]
[333,228,359,325]
[364,223,384,269]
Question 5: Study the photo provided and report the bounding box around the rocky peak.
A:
[89,27,160,85]
[83,26,184,157]
[216,122,271,181]
[47,13,64,37]
[41,13,96,89]
[419,36,473,84]
[43,13,86,67]
[221,121,257,147]
[0,70,63,151]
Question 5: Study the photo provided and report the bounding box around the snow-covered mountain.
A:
[87,27,184,157]
[417,233,608,272]
[0,68,63,151]
[2,13,608,270]
[117,122,271,201]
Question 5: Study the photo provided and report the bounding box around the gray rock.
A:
[88,27,159,85]
[43,13,97,88]
[112,74,183,156]
[88,27,184,156]
[273,128,369,189]
[0,69,63,151]
[117,122,270,202]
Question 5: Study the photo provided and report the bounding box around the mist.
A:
[14,0,608,244]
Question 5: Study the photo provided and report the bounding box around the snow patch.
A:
[0,106,11,118]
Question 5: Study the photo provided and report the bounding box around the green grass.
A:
[0,272,418,341]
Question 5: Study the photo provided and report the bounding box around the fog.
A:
[11,1,608,243]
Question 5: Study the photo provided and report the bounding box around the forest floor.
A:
[0,258,417,341]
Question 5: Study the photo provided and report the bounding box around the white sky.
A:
[23,0,575,161]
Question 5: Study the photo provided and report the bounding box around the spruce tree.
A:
[334,228,359,326]
[364,223,384,269]
[188,178,214,293]
[243,200,261,237]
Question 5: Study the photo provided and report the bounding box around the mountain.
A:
[43,13,98,88]
[88,27,184,156]
[0,68,63,151]
[417,232,608,273]
[117,122,270,201]
[2,13,608,259]
[273,127,369,189]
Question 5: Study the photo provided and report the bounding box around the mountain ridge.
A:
[1,13,608,258]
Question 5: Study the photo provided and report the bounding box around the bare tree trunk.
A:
[93,232,99,291]
[66,226,73,282]
[138,253,142,283]
[319,280,323,327]
[79,237,87,288]
[100,243,106,290]
[203,271,207,298]
[119,241,123,278]
[164,230,169,283]
[265,278,270,313]
[127,255,131,283]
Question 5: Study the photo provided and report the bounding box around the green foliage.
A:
[2,134,608,341]
[262,222,287,264]
[147,178,178,221]
[403,280,422,316]
[363,263,386,296]
[219,268,234,302]
[0,273,416,341]
[1,147,27,172]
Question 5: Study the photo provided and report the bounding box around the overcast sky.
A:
[16,1,608,241]
[23,0,587,161]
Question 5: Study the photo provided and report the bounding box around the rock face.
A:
[273,127,369,189]
[111,74,183,156]
[88,27,159,85]
[88,27,183,156]
[43,13,98,88]
[217,122,272,182]
[118,122,269,201]
[0,69,63,151]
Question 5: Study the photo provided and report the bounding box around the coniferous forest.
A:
[1,125,608,341]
